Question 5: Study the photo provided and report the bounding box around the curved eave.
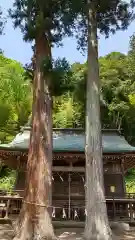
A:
[0,145,135,156]
[0,147,135,173]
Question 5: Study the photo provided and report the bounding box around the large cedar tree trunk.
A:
[13,33,55,240]
[84,1,112,240]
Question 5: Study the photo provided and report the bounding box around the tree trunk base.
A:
[13,209,57,240]
[84,222,112,240]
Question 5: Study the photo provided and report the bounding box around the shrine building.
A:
[0,127,135,221]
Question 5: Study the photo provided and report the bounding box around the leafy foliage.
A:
[26,55,74,97]
[50,58,74,96]
[0,6,6,53]
[57,48,135,145]
[0,54,32,142]
[10,0,135,52]
[125,169,135,193]
[53,93,82,128]
[1,37,135,144]
[9,0,78,44]
[0,166,16,191]
[72,0,135,51]
[0,6,5,35]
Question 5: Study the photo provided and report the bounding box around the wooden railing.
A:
[1,192,135,222]
[106,193,135,199]
[0,195,22,219]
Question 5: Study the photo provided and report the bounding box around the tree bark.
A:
[13,33,55,240]
[84,1,112,240]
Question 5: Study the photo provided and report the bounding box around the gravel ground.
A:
[0,224,135,240]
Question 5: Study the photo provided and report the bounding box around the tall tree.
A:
[79,1,135,239]
[85,2,111,239]
[9,1,77,239]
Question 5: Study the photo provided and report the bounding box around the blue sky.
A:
[0,0,135,65]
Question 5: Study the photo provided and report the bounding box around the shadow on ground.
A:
[0,225,135,240]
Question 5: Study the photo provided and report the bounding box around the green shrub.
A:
[125,169,135,193]
[0,168,16,191]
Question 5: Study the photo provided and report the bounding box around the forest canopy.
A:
[1,35,135,144]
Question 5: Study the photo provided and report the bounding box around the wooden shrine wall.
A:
[9,153,125,201]
[104,161,125,197]
[104,174,125,197]
[15,168,125,198]
[14,171,26,191]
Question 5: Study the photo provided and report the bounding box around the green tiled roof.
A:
[0,129,135,153]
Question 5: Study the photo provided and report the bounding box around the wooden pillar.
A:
[129,201,134,222]
[14,171,25,196]
[113,197,116,220]
[68,173,71,220]
[121,159,126,194]
[14,156,26,196]
[4,199,10,219]
[14,157,25,196]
